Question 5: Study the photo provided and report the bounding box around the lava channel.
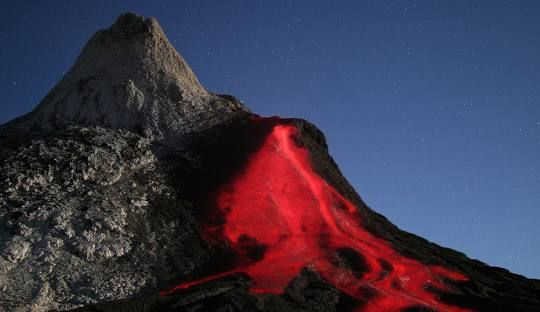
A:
[162,121,471,312]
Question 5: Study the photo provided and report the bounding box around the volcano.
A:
[0,13,539,312]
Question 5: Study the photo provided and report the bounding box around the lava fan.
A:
[162,119,471,312]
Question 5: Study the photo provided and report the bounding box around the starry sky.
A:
[1,1,539,278]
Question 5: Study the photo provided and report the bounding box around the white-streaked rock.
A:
[2,13,249,139]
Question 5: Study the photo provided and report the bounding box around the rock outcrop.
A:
[0,13,249,311]
[2,13,248,140]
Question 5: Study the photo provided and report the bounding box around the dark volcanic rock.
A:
[65,118,540,312]
[0,125,210,310]
[0,12,539,312]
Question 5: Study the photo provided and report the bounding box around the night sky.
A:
[1,1,539,278]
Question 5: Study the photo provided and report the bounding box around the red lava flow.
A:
[162,122,471,312]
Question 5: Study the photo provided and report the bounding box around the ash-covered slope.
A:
[1,13,539,312]
[1,13,248,140]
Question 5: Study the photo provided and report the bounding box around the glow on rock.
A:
[163,122,471,312]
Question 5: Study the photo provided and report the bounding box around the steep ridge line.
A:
[162,118,471,312]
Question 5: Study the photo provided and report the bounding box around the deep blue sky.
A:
[1,1,539,278]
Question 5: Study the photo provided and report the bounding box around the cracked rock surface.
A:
[0,126,210,311]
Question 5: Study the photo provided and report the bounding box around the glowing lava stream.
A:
[163,123,472,312]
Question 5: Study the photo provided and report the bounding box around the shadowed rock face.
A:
[1,13,539,312]
[2,13,249,140]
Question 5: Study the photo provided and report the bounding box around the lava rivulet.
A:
[163,122,471,311]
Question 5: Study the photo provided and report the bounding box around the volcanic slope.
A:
[0,13,539,312]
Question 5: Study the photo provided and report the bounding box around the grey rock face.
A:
[2,13,249,140]
[0,126,208,311]
[0,12,249,311]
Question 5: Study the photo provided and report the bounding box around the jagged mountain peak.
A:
[3,13,249,139]
[77,12,204,94]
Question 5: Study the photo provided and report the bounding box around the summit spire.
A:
[3,13,248,139]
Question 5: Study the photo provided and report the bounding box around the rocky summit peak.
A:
[3,13,249,139]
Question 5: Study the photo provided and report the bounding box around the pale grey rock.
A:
[0,126,208,311]
[2,13,249,140]
[1,236,31,263]
[0,12,240,310]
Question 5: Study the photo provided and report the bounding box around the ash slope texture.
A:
[0,13,538,312]
[1,13,248,140]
